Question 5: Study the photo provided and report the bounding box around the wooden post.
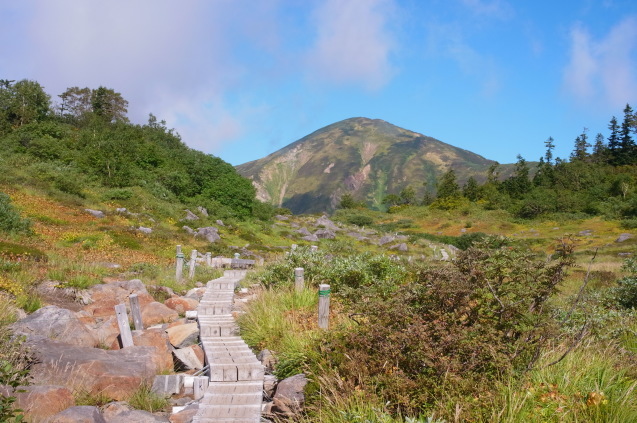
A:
[318,284,330,330]
[115,303,134,348]
[205,252,212,267]
[176,245,184,282]
[129,294,143,331]
[294,268,304,292]
[189,249,198,279]
[311,245,318,252]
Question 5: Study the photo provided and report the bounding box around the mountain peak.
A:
[236,118,494,214]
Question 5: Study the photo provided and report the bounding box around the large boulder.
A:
[102,401,170,422]
[195,227,220,243]
[165,323,199,348]
[164,297,199,314]
[122,328,174,372]
[296,227,312,237]
[141,302,179,326]
[84,280,154,318]
[169,404,199,423]
[27,337,161,401]
[47,406,106,423]
[12,306,97,347]
[271,373,308,419]
[173,344,205,370]
[314,229,336,239]
[315,215,339,231]
[13,385,75,422]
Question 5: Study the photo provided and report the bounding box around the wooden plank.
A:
[114,303,134,348]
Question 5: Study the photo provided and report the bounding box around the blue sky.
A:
[1,0,636,166]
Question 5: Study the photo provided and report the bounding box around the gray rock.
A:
[296,227,312,236]
[272,373,308,418]
[216,219,224,226]
[85,209,105,218]
[618,252,634,257]
[102,401,169,422]
[47,405,106,423]
[378,235,395,246]
[195,226,220,243]
[275,215,289,221]
[137,226,152,234]
[151,375,183,397]
[314,229,336,239]
[115,208,128,214]
[182,226,195,235]
[197,206,209,217]
[183,209,199,221]
[315,215,338,230]
[579,229,593,236]
[12,306,96,347]
[389,243,408,252]
[173,347,204,370]
[257,349,277,372]
[302,235,319,242]
[616,233,634,243]
[263,374,277,399]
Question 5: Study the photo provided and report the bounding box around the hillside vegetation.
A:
[0,78,635,422]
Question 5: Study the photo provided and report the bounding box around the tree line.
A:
[0,78,272,220]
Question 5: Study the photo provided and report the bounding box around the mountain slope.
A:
[237,117,502,214]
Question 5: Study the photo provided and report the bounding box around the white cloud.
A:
[563,17,637,107]
[0,0,288,153]
[460,0,514,20]
[306,0,396,91]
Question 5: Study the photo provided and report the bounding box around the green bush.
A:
[612,257,637,309]
[0,193,31,235]
[102,188,134,201]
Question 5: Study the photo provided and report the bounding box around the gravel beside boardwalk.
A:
[193,270,264,423]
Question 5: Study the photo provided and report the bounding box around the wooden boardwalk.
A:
[193,270,264,423]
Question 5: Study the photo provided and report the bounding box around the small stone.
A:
[138,226,153,234]
[198,206,209,217]
[85,209,105,218]
[183,209,199,221]
[616,233,634,243]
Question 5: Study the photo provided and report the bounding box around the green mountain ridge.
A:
[237,117,513,214]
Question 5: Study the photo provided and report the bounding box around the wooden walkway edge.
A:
[193,270,264,423]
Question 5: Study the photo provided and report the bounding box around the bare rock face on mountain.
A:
[237,117,504,214]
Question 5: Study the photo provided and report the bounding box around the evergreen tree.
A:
[608,116,621,164]
[502,155,532,199]
[620,104,636,165]
[398,186,417,205]
[592,132,608,164]
[570,128,591,162]
[544,137,555,165]
[462,176,480,201]
[436,169,460,199]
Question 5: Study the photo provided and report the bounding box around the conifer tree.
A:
[608,116,621,164]
[620,104,636,165]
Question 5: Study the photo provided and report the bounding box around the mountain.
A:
[237,117,507,214]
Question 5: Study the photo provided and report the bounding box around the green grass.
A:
[127,383,169,413]
[490,343,637,423]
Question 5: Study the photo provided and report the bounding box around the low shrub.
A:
[0,193,31,234]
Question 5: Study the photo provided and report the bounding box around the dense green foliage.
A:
[0,194,31,234]
[0,79,269,220]
[428,104,637,223]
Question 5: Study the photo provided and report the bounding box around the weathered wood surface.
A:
[208,258,256,269]
[193,270,264,423]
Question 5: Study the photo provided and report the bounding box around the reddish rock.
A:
[14,385,75,422]
[141,302,179,326]
[169,404,199,423]
[28,337,160,401]
[164,297,199,314]
[84,279,154,317]
[130,328,174,372]
[272,373,308,418]
[166,318,189,329]
[173,344,205,370]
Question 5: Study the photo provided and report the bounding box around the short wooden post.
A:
[318,284,330,330]
[189,249,197,279]
[129,294,143,331]
[115,303,134,348]
[294,268,304,292]
[176,245,184,282]
[311,245,318,252]
[205,252,212,266]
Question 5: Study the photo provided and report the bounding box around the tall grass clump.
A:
[492,342,637,423]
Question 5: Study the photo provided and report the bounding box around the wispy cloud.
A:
[460,0,514,20]
[563,16,637,107]
[306,0,397,91]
